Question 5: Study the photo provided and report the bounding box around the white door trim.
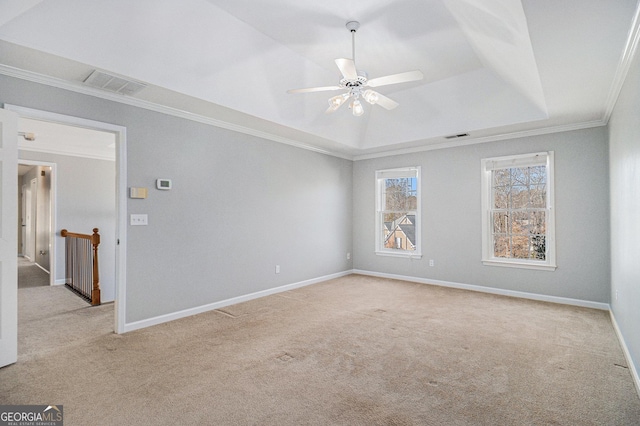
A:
[20,183,26,256]
[24,179,34,260]
[5,104,128,334]
[0,108,18,367]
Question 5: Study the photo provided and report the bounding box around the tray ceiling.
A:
[0,0,637,158]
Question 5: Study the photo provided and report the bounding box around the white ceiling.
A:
[0,0,638,159]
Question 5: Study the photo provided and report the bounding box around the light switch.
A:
[130,214,148,226]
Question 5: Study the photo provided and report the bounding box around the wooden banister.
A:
[61,228,101,305]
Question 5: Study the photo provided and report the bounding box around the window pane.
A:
[511,186,528,209]
[382,212,416,251]
[531,235,546,260]
[530,184,546,208]
[510,168,526,185]
[511,235,530,258]
[376,167,421,256]
[492,212,509,234]
[484,154,553,267]
[529,166,546,185]
[493,169,510,187]
[493,185,509,209]
[384,178,417,211]
[384,212,405,223]
[493,235,510,258]
[530,211,546,234]
[511,211,530,235]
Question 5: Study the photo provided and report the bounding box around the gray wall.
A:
[19,152,116,301]
[608,43,640,380]
[1,74,353,323]
[125,112,353,322]
[353,127,610,303]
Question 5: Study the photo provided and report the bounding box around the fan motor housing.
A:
[341,76,367,88]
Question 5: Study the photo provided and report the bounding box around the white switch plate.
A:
[130,214,148,226]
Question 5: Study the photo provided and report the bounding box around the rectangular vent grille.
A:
[83,70,146,96]
[444,133,469,139]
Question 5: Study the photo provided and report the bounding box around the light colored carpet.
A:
[17,256,49,289]
[2,275,639,425]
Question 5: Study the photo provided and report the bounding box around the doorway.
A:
[18,162,54,288]
[6,104,127,334]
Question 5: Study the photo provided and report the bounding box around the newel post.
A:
[91,228,101,305]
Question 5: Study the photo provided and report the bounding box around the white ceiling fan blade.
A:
[287,86,342,94]
[367,70,424,88]
[335,58,358,80]
[371,92,399,110]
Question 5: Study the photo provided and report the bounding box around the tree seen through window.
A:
[491,166,547,260]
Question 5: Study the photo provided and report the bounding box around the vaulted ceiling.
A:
[0,0,638,159]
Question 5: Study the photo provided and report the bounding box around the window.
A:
[375,167,421,258]
[481,152,556,270]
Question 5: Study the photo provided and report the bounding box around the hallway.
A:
[17,256,49,289]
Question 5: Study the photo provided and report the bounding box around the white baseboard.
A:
[34,262,50,274]
[352,269,611,311]
[609,311,640,399]
[122,270,352,333]
[54,279,66,285]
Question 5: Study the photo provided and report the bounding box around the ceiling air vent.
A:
[83,70,146,96]
[444,133,469,139]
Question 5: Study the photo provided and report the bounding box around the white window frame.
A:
[375,166,422,258]
[481,152,556,271]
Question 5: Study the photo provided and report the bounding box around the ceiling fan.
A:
[287,21,424,116]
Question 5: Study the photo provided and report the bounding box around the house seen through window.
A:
[375,167,421,258]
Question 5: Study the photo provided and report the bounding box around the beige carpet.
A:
[17,256,49,289]
[2,275,639,425]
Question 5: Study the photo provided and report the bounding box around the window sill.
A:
[376,250,422,259]
[482,259,557,271]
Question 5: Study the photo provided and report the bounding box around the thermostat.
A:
[156,179,172,190]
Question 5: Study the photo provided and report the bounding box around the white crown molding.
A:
[602,0,640,123]
[353,119,606,161]
[0,64,353,161]
[1,52,630,163]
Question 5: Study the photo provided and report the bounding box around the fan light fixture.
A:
[351,99,364,116]
[287,21,424,117]
[327,93,350,112]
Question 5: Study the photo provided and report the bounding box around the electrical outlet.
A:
[347,252,351,260]
[615,290,619,301]
[130,214,148,226]
[275,265,280,274]
[429,259,434,267]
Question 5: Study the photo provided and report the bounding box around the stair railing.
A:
[60,228,101,305]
